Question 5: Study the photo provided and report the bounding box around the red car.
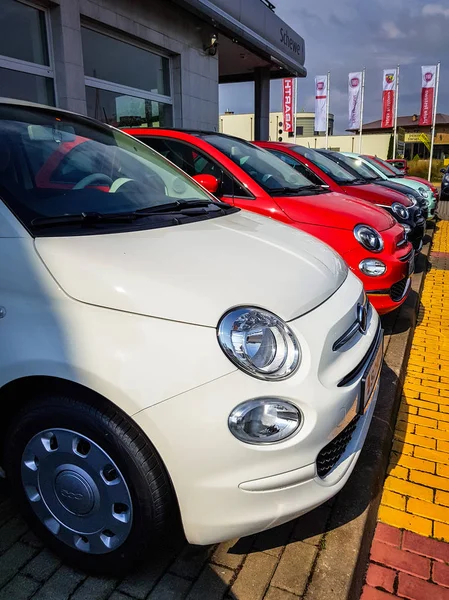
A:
[387,159,408,174]
[123,128,414,314]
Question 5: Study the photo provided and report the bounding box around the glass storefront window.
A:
[0,0,49,65]
[81,27,170,97]
[0,67,54,105]
[86,87,173,128]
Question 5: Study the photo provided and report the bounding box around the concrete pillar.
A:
[50,0,87,114]
[254,67,270,141]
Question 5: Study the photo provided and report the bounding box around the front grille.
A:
[390,277,408,301]
[317,416,360,477]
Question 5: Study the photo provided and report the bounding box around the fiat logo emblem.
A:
[317,82,324,91]
[425,72,433,82]
[357,304,368,334]
[351,78,360,88]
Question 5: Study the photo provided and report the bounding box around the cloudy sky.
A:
[218,0,449,134]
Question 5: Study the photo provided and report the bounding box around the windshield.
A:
[201,135,312,193]
[0,104,219,235]
[331,154,380,181]
[374,156,403,175]
[290,146,358,184]
[363,156,397,178]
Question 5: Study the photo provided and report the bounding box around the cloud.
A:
[381,21,405,39]
[422,3,449,17]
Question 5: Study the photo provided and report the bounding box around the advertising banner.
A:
[348,72,363,130]
[419,66,437,126]
[282,78,294,132]
[314,75,328,132]
[381,69,396,128]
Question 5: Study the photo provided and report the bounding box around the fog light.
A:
[403,224,412,234]
[359,259,387,277]
[229,399,301,444]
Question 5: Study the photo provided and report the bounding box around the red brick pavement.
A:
[361,523,449,599]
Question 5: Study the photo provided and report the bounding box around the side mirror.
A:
[192,174,220,195]
[441,168,447,174]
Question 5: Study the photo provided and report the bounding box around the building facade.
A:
[220,111,335,141]
[0,0,306,137]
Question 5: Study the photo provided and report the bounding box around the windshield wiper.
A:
[32,201,234,228]
[346,178,367,185]
[135,199,231,213]
[270,185,325,196]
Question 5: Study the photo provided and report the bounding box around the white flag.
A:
[348,72,363,130]
[314,76,328,132]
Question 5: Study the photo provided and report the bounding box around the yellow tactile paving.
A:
[379,220,449,540]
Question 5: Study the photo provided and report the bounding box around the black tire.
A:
[3,392,176,576]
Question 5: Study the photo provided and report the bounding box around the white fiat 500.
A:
[0,100,382,575]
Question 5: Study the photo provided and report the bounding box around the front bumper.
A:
[134,273,381,545]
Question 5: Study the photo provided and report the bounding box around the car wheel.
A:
[3,392,175,576]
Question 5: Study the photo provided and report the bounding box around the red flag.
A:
[381,70,396,129]
[420,66,436,126]
[282,78,294,132]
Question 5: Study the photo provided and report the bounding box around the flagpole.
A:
[428,62,441,181]
[325,71,330,149]
[293,77,298,144]
[393,64,400,159]
[359,68,366,154]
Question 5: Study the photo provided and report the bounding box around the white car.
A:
[0,99,382,575]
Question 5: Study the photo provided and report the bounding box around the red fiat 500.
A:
[123,129,414,314]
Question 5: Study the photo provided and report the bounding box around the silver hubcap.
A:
[21,429,133,554]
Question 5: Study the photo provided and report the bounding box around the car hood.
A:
[275,191,395,231]
[387,177,426,192]
[339,183,413,207]
[34,211,348,327]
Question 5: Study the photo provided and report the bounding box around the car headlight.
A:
[418,187,430,199]
[359,259,387,276]
[407,194,418,205]
[392,202,409,220]
[229,398,301,444]
[403,224,412,234]
[217,307,300,380]
[354,224,384,253]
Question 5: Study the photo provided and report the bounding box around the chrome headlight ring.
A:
[354,224,384,253]
[392,202,409,220]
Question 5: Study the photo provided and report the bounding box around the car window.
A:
[269,150,324,186]
[141,137,251,198]
[290,146,358,184]
[330,154,379,181]
[362,156,396,177]
[202,135,311,193]
[0,105,216,235]
[376,157,402,175]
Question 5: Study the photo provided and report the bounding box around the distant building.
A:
[349,114,449,159]
[220,111,334,142]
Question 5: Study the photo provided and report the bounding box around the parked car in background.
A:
[316,149,427,243]
[371,156,439,199]
[255,142,424,253]
[319,150,429,220]
[125,128,414,315]
[387,159,408,174]
[345,153,437,218]
[0,100,384,575]
[441,166,449,201]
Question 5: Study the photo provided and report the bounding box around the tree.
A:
[387,134,394,160]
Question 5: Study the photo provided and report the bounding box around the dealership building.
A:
[0,0,306,139]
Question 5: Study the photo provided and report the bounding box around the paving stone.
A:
[170,545,214,580]
[118,551,177,599]
[20,530,44,550]
[70,576,118,600]
[0,543,37,588]
[398,571,449,600]
[229,553,278,600]
[252,522,296,558]
[264,587,300,600]
[31,565,85,600]
[0,517,29,554]
[0,574,40,600]
[148,573,191,599]
[186,564,233,600]
[370,540,430,579]
[211,540,246,571]
[271,541,317,596]
[21,549,61,582]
